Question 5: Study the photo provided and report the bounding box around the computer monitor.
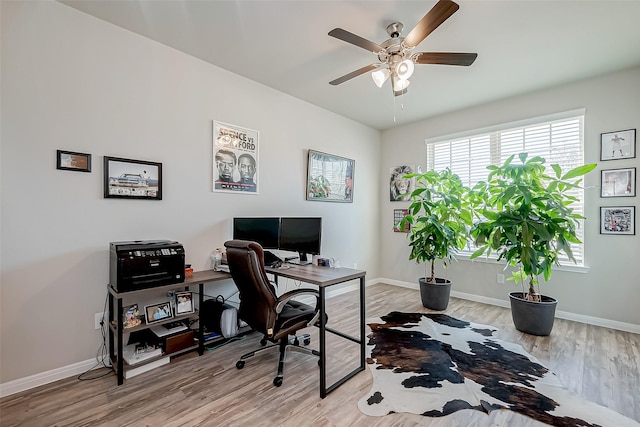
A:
[278,217,322,264]
[232,217,280,249]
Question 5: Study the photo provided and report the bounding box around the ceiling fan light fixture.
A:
[392,75,410,92]
[371,68,391,88]
[395,59,415,80]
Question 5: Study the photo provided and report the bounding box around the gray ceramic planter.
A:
[509,291,557,336]
[419,278,451,311]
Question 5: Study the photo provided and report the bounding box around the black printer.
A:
[110,240,185,292]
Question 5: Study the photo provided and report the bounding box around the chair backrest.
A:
[224,240,278,335]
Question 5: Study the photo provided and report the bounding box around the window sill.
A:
[455,253,589,274]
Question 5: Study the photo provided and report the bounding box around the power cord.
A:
[77,291,114,381]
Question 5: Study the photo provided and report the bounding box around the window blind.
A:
[426,111,586,265]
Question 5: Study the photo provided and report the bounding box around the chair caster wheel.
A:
[293,338,299,346]
[273,377,283,387]
[236,360,245,369]
[260,339,267,346]
[318,360,321,366]
[304,338,311,346]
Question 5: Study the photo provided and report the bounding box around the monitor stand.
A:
[287,252,312,265]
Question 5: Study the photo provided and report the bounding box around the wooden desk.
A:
[267,264,366,398]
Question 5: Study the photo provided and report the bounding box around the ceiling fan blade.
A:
[329,64,380,86]
[403,0,460,48]
[328,28,384,53]
[414,52,477,66]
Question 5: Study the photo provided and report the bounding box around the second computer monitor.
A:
[232,217,280,249]
[278,217,322,264]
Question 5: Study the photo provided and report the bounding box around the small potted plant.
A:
[398,168,472,310]
[470,153,596,335]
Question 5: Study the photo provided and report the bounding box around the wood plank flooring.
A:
[1,283,639,426]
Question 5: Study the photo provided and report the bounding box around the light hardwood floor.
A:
[1,283,639,426]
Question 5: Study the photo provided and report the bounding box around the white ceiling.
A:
[59,0,640,131]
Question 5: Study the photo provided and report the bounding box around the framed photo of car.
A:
[103,156,162,200]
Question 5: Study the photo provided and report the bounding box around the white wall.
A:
[380,66,640,327]
[0,1,381,384]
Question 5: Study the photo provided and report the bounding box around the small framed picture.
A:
[175,291,194,315]
[600,206,635,235]
[123,304,142,329]
[57,150,91,172]
[104,156,162,200]
[600,129,636,161]
[390,165,416,201]
[144,301,173,325]
[601,168,636,197]
[393,209,410,233]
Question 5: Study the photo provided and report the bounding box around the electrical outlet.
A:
[95,312,104,330]
[497,273,505,284]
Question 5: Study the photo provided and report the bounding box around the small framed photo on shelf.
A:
[123,304,141,329]
[144,301,173,325]
[601,168,636,198]
[57,150,91,172]
[175,291,194,315]
[600,206,635,235]
[600,129,636,161]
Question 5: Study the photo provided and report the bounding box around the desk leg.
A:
[359,276,366,371]
[319,286,327,398]
[198,283,204,355]
[116,297,124,386]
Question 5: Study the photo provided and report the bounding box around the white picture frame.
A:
[175,291,194,315]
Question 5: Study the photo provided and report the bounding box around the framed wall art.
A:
[600,206,635,235]
[389,165,416,202]
[306,150,354,203]
[57,150,91,172]
[600,129,636,161]
[144,301,173,325]
[601,167,636,198]
[104,156,162,200]
[213,121,259,194]
[393,209,410,232]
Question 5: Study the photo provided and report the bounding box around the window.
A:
[425,109,586,266]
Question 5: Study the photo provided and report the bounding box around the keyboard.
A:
[263,250,283,267]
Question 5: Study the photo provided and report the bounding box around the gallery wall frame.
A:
[393,209,410,232]
[600,206,635,235]
[389,165,416,202]
[601,167,636,198]
[57,150,91,172]
[104,156,162,200]
[600,129,636,161]
[306,149,354,203]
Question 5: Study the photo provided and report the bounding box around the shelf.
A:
[110,310,198,334]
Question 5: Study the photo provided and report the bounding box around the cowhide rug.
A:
[358,311,639,426]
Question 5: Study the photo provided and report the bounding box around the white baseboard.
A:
[0,277,377,399]
[379,278,640,334]
[4,277,635,399]
[0,358,106,398]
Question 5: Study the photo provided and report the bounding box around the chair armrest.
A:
[275,289,319,314]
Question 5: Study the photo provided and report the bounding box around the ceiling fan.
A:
[328,0,477,96]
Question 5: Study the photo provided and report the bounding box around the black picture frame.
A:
[104,156,162,200]
[57,150,91,172]
[601,167,636,198]
[600,206,635,235]
[600,129,636,161]
[306,150,354,203]
[175,291,194,315]
[144,301,174,325]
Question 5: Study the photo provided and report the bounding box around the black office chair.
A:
[224,240,321,387]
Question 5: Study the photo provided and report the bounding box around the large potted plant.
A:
[470,153,596,335]
[398,168,472,310]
